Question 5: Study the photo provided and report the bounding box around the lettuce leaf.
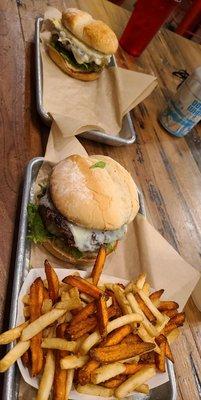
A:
[27,203,51,244]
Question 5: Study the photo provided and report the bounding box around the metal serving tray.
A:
[3,158,177,400]
[35,17,136,146]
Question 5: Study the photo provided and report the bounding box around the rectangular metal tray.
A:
[3,157,177,400]
[35,17,136,146]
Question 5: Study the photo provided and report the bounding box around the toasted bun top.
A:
[50,155,139,230]
[62,9,118,55]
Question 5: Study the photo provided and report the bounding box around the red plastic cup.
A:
[120,0,180,57]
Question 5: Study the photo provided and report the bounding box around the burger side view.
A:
[27,155,139,265]
[46,8,118,81]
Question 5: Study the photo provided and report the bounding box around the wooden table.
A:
[0,0,201,398]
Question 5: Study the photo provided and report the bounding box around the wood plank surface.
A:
[0,0,201,399]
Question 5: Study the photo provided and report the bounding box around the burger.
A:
[45,8,118,81]
[27,155,139,265]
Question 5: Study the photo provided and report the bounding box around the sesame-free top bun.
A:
[62,9,118,55]
[50,154,139,231]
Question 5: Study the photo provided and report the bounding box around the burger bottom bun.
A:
[47,44,101,81]
[43,238,116,267]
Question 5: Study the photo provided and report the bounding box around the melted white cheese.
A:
[68,222,127,252]
[51,19,111,66]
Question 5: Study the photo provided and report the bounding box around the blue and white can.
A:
[159,67,201,137]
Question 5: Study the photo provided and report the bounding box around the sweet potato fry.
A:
[122,334,142,344]
[91,246,106,286]
[149,289,164,307]
[155,335,166,372]
[164,312,185,334]
[44,259,59,303]
[162,309,178,318]
[102,325,132,347]
[103,375,126,388]
[21,349,31,368]
[78,360,100,386]
[158,301,179,311]
[66,316,98,340]
[134,293,156,323]
[107,304,122,320]
[53,324,68,400]
[63,276,103,299]
[90,342,155,363]
[164,323,177,335]
[29,277,44,377]
[124,362,144,375]
[165,340,174,362]
[97,296,108,337]
[140,351,155,365]
[70,302,96,326]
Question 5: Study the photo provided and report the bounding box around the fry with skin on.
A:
[0,321,29,345]
[165,340,174,362]
[91,246,106,286]
[66,316,98,340]
[162,309,178,318]
[36,350,55,400]
[102,324,132,347]
[80,314,143,355]
[103,375,126,388]
[0,341,30,372]
[91,362,126,384]
[134,293,156,323]
[124,362,153,375]
[158,301,179,311]
[149,289,164,307]
[70,302,96,326]
[140,351,155,365]
[164,312,185,334]
[155,335,166,372]
[44,259,59,303]
[78,360,100,386]
[66,369,74,399]
[122,334,142,344]
[29,277,44,376]
[90,342,155,363]
[115,365,156,399]
[97,296,108,337]
[21,349,30,368]
[53,323,69,400]
[63,276,103,299]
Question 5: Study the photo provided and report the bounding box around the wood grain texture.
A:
[0,0,201,399]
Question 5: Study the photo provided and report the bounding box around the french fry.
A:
[29,277,44,376]
[80,314,143,355]
[66,369,74,399]
[138,289,167,325]
[41,299,53,314]
[134,293,156,323]
[0,321,29,345]
[103,375,126,388]
[21,349,30,368]
[53,350,67,400]
[76,383,114,397]
[115,365,156,398]
[21,308,67,341]
[22,294,30,305]
[112,285,132,315]
[23,306,30,318]
[124,362,153,375]
[43,287,49,300]
[126,292,158,337]
[78,360,100,385]
[149,289,164,307]
[164,312,185,334]
[140,351,155,365]
[108,303,122,320]
[63,276,103,299]
[136,273,147,290]
[164,323,177,335]
[163,309,178,318]
[0,341,30,372]
[136,383,149,394]
[103,324,132,346]
[79,292,94,303]
[44,259,59,303]
[142,282,150,296]
[165,340,174,362]
[70,302,96,326]
[60,355,89,370]
[122,333,142,344]
[42,338,77,352]
[155,335,166,372]
[97,296,108,337]
[66,316,98,340]
[91,246,106,286]
[90,342,155,363]
[166,328,180,344]
[158,301,179,311]
[36,350,55,400]
[91,362,126,384]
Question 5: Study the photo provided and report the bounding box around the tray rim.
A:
[35,17,136,146]
[2,157,177,400]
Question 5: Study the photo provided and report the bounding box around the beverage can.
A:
[159,67,201,137]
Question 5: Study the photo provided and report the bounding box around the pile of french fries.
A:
[0,247,185,399]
